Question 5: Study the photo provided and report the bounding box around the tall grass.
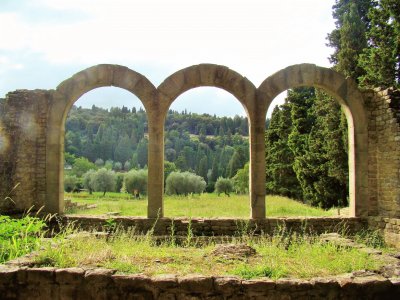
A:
[65,192,338,217]
[33,226,384,279]
[0,210,48,263]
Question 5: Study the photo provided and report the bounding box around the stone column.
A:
[249,111,266,219]
[147,110,165,218]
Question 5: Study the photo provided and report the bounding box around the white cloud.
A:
[0,0,336,114]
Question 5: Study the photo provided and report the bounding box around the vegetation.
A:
[64,193,338,218]
[265,0,399,209]
[65,107,251,192]
[124,169,148,197]
[165,171,206,195]
[33,227,387,279]
[0,214,47,263]
[215,177,234,197]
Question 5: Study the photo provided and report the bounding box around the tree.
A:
[265,102,302,199]
[91,168,116,196]
[124,169,148,198]
[164,161,177,186]
[72,157,96,177]
[114,134,133,164]
[123,160,131,171]
[95,158,104,167]
[136,138,148,168]
[82,169,96,194]
[227,148,246,178]
[113,161,122,171]
[165,171,206,195]
[233,162,249,194]
[64,174,79,192]
[215,177,234,197]
[359,0,400,87]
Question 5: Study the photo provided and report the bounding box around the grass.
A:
[0,213,47,263]
[33,227,387,280]
[65,192,339,217]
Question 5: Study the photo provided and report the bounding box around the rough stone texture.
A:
[1,63,400,245]
[0,264,399,300]
[56,216,367,237]
[364,88,400,218]
[0,90,51,213]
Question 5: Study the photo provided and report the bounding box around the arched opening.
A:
[264,87,350,217]
[156,64,258,218]
[45,65,155,214]
[63,87,149,216]
[162,87,250,218]
[259,64,368,217]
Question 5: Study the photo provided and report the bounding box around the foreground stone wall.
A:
[0,265,399,300]
[58,216,367,236]
[0,90,51,213]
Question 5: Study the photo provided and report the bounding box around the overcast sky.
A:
[0,0,336,117]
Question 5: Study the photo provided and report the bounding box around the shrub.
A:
[124,169,148,198]
[215,177,234,196]
[166,171,206,195]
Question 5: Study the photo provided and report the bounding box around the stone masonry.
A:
[0,63,399,245]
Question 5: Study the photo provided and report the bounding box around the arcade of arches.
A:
[0,64,400,246]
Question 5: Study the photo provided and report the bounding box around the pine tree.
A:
[359,0,400,87]
[265,103,302,199]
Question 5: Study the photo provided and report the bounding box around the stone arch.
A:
[153,64,265,218]
[258,64,368,217]
[45,64,156,213]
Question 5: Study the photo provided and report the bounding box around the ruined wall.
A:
[0,90,51,213]
[0,265,399,300]
[365,88,400,218]
[59,216,367,236]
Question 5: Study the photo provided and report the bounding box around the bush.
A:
[124,169,148,198]
[91,168,116,196]
[215,177,234,197]
[166,171,206,195]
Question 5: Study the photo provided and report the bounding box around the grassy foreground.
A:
[34,228,385,279]
[65,193,339,217]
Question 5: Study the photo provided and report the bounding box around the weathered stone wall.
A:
[58,216,367,236]
[368,217,400,248]
[365,88,400,218]
[0,90,51,213]
[0,265,399,300]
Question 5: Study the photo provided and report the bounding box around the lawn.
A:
[65,192,339,217]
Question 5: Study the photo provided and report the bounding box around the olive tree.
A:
[82,169,96,194]
[91,168,116,196]
[124,169,148,198]
[165,171,206,195]
[215,177,234,197]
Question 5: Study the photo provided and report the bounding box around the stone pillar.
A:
[249,111,266,219]
[147,110,165,218]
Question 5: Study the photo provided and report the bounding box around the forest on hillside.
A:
[65,107,252,192]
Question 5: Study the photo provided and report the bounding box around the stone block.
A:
[55,267,85,284]
[177,275,214,293]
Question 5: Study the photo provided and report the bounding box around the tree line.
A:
[65,106,253,193]
[265,0,399,209]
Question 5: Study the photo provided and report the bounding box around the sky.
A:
[0,0,336,117]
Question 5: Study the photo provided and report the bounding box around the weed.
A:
[232,264,287,280]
